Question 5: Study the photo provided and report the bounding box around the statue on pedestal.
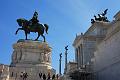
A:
[11,12,56,80]
[15,11,49,42]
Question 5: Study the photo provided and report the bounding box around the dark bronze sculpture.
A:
[91,9,109,24]
[60,53,62,59]
[29,11,39,26]
[15,11,48,42]
[94,15,100,21]
[91,19,95,24]
[65,45,68,51]
[101,9,108,16]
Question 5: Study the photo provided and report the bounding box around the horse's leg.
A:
[15,28,23,35]
[41,34,45,42]
[35,32,40,41]
[25,31,28,40]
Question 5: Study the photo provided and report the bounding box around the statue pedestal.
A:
[9,39,55,80]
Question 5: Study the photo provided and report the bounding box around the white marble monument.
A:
[8,39,55,80]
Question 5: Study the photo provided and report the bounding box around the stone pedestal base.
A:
[9,39,56,80]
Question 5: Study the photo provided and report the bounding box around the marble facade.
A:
[94,11,120,80]
[70,11,120,80]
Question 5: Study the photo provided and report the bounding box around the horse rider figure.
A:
[29,11,39,26]
[16,11,49,41]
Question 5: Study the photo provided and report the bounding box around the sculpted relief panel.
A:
[40,52,51,63]
[12,49,51,65]
[11,41,52,66]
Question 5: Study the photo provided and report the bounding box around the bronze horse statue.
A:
[15,18,48,42]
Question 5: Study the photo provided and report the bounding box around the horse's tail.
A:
[44,24,49,34]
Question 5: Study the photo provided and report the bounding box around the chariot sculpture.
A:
[91,9,109,24]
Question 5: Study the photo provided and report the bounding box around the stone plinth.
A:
[11,39,51,66]
[9,39,55,80]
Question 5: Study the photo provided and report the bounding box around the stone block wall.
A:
[94,18,120,80]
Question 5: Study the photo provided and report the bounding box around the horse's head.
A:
[17,18,26,27]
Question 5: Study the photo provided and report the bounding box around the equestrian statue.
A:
[15,11,48,42]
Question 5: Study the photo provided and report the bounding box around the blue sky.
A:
[0,0,120,74]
